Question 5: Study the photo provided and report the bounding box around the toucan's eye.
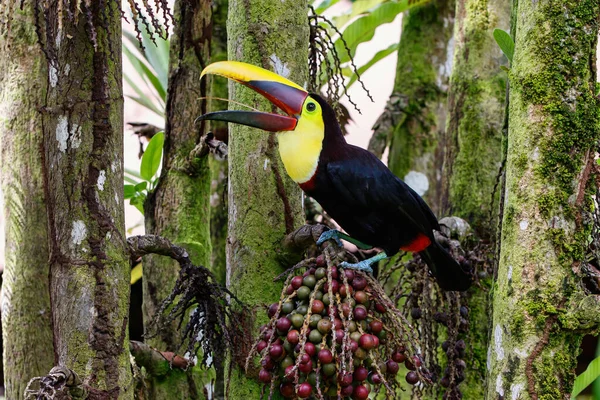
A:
[306,102,316,112]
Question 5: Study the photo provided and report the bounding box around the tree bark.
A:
[488,1,600,399]
[439,1,510,398]
[226,0,308,395]
[0,3,54,398]
[142,0,213,398]
[381,0,456,215]
[442,0,509,237]
[39,1,133,397]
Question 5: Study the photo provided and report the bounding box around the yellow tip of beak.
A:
[201,61,306,92]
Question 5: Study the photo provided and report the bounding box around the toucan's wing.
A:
[324,146,439,233]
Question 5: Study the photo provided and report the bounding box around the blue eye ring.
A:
[306,102,316,112]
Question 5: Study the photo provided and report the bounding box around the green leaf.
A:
[134,181,148,192]
[123,45,166,101]
[131,263,143,285]
[140,132,164,181]
[314,0,341,14]
[572,354,600,398]
[129,195,146,215]
[124,174,141,185]
[347,42,398,88]
[124,184,136,199]
[334,0,428,64]
[493,29,514,63]
[125,93,165,118]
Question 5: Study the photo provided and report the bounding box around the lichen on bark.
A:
[225,0,308,396]
[488,1,600,398]
[0,3,54,398]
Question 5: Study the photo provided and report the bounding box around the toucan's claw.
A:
[339,260,374,274]
[316,230,344,248]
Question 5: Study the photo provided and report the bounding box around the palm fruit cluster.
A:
[247,249,431,399]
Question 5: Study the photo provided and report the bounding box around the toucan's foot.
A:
[316,230,343,248]
[339,252,388,275]
[339,260,374,274]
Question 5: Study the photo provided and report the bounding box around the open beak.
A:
[197,61,309,132]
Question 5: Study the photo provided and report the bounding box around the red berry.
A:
[331,266,339,279]
[304,342,316,357]
[352,276,367,290]
[391,350,406,363]
[311,300,325,314]
[339,284,353,297]
[287,330,299,345]
[316,255,326,267]
[257,340,268,353]
[291,276,303,289]
[276,317,291,333]
[324,280,339,294]
[280,382,295,398]
[299,359,313,373]
[386,360,399,375]
[335,329,344,344]
[374,302,386,313]
[318,348,333,364]
[343,269,355,282]
[338,372,353,386]
[412,355,423,368]
[268,303,279,318]
[405,358,416,371]
[258,369,272,383]
[372,335,380,348]
[359,334,375,350]
[368,319,382,333]
[341,384,354,397]
[284,365,295,379]
[285,285,294,295]
[300,353,311,364]
[269,344,284,359]
[297,382,312,398]
[261,356,274,370]
[354,306,368,321]
[370,373,383,384]
[406,371,419,385]
[353,366,368,381]
[333,318,343,330]
[352,384,370,400]
[354,290,368,304]
[348,340,359,353]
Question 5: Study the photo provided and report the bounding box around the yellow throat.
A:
[277,104,325,184]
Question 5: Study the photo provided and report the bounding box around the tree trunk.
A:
[442,0,509,237]
[226,0,308,395]
[381,0,456,215]
[142,0,213,398]
[440,1,510,398]
[0,3,54,398]
[488,1,600,398]
[39,1,133,397]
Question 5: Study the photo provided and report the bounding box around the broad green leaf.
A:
[123,20,169,90]
[140,132,164,181]
[129,195,146,215]
[334,0,429,64]
[134,181,148,192]
[333,0,386,28]
[124,184,136,199]
[593,340,600,398]
[347,42,398,88]
[572,354,600,398]
[131,263,143,285]
[493,29,514,63]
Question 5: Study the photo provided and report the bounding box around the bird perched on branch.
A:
[197,61,472,291]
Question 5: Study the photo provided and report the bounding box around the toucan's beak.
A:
[197,61,309,132]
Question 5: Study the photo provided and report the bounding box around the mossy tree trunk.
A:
[142,0,213,398]
[0,3,54,398]
[226,0,308,395]
[441,1,510,398]
[377,0,455,215]
[487,1,600,398]
[39,1,133,397]
[442,0,509,237]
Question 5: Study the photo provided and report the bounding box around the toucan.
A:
[198,61,472,291]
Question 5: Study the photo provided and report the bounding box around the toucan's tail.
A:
[420,240,472,291]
